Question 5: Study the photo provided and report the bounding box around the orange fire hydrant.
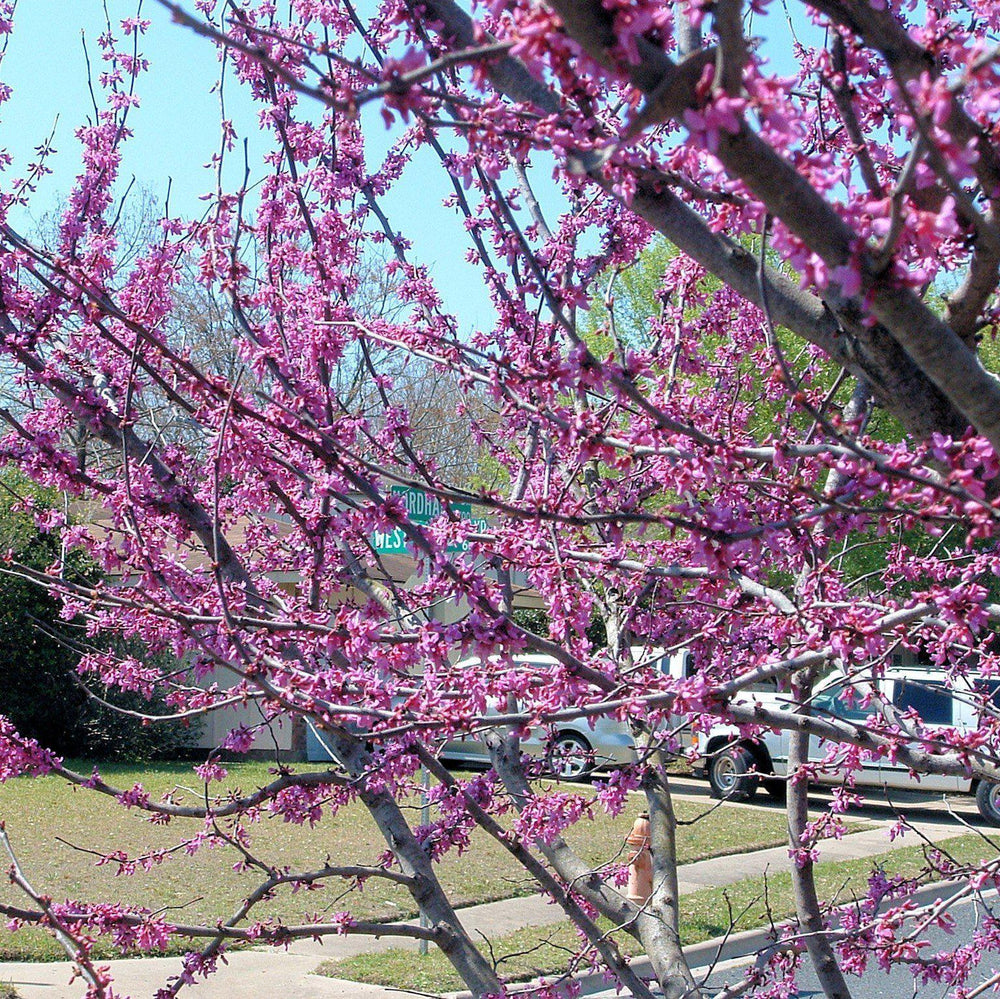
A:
[625,812,652,905]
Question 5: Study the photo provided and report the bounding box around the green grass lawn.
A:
[0,759,801,962]
[322,833,997,993]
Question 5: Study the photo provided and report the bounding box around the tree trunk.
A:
[321,728,503,998]
[786,675,853,999]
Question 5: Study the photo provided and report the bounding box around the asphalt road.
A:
[666,773,996,831]
[701,895,1000,999]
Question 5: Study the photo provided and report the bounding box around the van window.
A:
[984,681,1000,707]
[972,679,1000,711]
[893,680,953,725]
[812,684,872,723]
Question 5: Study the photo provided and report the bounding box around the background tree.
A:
[0,471,197,760]
[0,473,91,756]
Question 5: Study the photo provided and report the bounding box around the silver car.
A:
[440,651,687,779]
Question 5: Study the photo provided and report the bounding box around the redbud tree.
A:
[1,0,1000,997]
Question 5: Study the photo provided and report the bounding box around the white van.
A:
[692,666,1000,823]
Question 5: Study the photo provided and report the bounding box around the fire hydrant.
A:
[625,812,652,905]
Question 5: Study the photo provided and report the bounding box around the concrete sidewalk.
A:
[0,815,984,999]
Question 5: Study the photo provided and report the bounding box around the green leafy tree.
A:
[0,488,90,756]
[0,474,198,759]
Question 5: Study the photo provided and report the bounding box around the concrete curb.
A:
[442,879,971,999]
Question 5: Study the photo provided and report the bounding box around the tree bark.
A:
[786,675,853,999]
[323,728,504,997]
[642,766,699,998]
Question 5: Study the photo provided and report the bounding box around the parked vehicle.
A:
[440,650,690,779]
[692,666,1000,823]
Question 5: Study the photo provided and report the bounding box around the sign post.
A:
[370,486,485,957]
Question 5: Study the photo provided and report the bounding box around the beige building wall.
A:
[194,664,296,754]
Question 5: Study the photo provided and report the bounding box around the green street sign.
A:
[372,486,486,554]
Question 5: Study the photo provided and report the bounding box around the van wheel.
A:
[708,747,758,801]
[976,781,1000,825]
[763,777,787,802]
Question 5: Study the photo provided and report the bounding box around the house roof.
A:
[73,504,542,607]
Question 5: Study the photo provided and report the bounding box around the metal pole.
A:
[419,762,430,956]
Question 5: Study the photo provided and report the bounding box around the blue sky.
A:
[0,3,818,333]
[1,1,498,326]
[3,4,240,227]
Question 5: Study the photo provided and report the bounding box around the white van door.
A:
[878,678,963,793]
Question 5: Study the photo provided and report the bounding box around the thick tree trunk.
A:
[321,729,503,998]
[786,676,853,999]
[641,767,699,998]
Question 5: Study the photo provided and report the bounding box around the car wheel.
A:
[708,746,759,801]
[976,781,1000,825]
[544,731,595,781]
